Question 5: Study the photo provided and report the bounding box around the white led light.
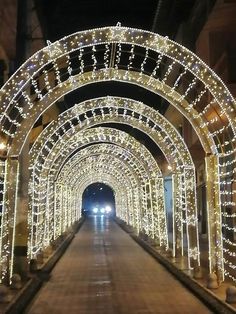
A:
[0,26,234,284]
[93,207,98,214]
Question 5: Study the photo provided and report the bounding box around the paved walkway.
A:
[26,216,212,314]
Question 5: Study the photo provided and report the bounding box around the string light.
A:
[0,26,234,283]
[29,97,199,268]
[29,128,170,258]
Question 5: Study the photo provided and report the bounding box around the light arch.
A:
[0,26,235,283]
[29,131,168,256]
[31,123,198,267]
[29,96,199,259]
[61,151,166,243]
[0,26,235,153]
[59,146,166,238]
[30,96,194,168]
[30,150,142,257]
[76,174,129,221]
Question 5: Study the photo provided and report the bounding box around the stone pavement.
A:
[26,216,212,314]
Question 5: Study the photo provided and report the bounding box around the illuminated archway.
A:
[58,144,167,242]
[0,26,235,283]
[29,130,168,259]
[29,98,198,266]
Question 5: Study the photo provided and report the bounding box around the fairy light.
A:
[173,68,187,90]
[9,160,19,281]
[0,26,234,283]
[31,77,43,100]
[91,45,97,79]
[0,160,9,282]
[179,77,197,101]
[114,42,122,70]
[191,87,207,107]
[147,52,163,83]
[138,47,149,80]
[104,44,110,70]
[28,96,199,269]
[52,59,61,85]
[162,61,176,83]
[29,129,170,257]
[43,69,51,93]
[78,48,84,74]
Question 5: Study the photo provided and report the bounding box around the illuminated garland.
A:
[29,136,167,254]
[0,26,234,283]
[30,152,141,256]
[29,96,199,262]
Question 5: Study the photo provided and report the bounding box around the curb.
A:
[4,217,85,314]
[115,218,236,314]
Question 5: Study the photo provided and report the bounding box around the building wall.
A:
[196,0,236,96]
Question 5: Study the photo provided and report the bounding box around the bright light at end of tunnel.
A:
[105,206,112,213]
[92,207,98,214]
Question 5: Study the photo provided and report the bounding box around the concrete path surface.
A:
[26,216,212,314]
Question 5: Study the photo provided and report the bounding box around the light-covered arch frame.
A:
[34,128,159,181]
[29,98,198,267]
[30,127,162,223]
[62,153,153,236]
[31,119,197,252]
[57,151,156,239]
[77,173,129,221]
[75,169,132,221]
[57,144,167,244]
[57,144,154,183]
[29,130,168,257]
[30,96,193,168]
[1,26,234,153]
[30,150,142,257]
[0,26,235,283]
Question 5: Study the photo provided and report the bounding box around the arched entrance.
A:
[0,26,235,284]
[28,99,197,268]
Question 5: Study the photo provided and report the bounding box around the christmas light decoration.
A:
[29,127,169,257]
[0,26,234,283]
[29,96,198,268]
